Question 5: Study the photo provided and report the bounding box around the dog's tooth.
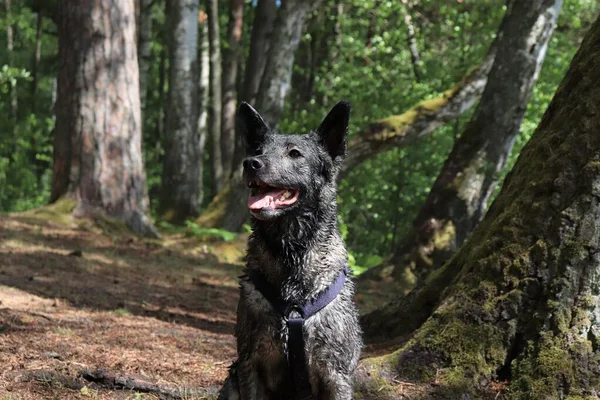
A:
[282,190,291,199]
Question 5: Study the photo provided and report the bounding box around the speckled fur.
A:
[218,102,362,400]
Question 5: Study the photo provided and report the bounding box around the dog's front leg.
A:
[320,372,353,400]
[236,360,269,400]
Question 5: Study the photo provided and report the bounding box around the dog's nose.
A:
[243,157,264,171]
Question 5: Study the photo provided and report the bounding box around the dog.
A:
[218,101,362,400]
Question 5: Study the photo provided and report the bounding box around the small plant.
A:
[112,308,131,317]
[184,221,238,242]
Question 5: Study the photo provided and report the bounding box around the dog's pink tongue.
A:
[248,189,286,210]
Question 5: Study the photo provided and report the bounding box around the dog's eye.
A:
[288,149,302,158]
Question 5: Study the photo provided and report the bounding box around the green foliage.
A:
[159,221,238,242]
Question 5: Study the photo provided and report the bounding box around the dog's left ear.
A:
[316,101,350,162]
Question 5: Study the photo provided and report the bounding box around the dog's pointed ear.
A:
[237,102,270,153]
[316,101,350,162]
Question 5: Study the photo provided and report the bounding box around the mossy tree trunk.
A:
[364,0,562,287]
[357,14,600,399]
[52,0,158,238]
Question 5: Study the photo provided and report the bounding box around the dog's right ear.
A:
[237,102,269,153]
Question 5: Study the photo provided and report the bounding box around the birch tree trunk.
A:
[220,0,245,181]
[206,0,223,191]
[159,0,201,223]
[52,0,158,238]
[198,12,210,206]
[357,14,600,398]
[383,0,563,286]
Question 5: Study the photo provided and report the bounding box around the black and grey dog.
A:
[218,101,362,400]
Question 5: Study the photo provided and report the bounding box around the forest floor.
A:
[0,207,425,400]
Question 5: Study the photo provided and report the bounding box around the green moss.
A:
[23,197,77,225]
[195,183,232,227]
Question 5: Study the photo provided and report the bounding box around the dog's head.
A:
[238,101,350,221]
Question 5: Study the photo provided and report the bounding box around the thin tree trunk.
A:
[198,12,210,206]
[159,0,201,223]
[385,0,562,285]
[241,0,277,104]
[254,0,322,129]
[5,0,18,126]
[231,0,277,173]
[136,0,153,111]
[196,0,322,231]
[156,46,167,138]
[53,0,158,238]
[206,0,224,191]
[357,15,600,397]
[220,0,245,182]
[401,0,421,82]
[31,11,43,113]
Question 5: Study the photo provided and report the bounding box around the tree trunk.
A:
[220,0,245,182]
[159,0,201,223]
[356,14,600,398]
[52,0,158,238]
[198,12,210,206]
[382,0,562,286]
[241,0,277,105]
[254,0,321,129]
[195,0,321,231]
[206,0,224,192]
[401,0,421,82]
[5,0,18,126]
[31,11,43,113]
[231,0,277,173]
[136,0,153,112]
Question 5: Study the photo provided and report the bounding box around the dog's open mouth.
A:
[247,179,300,211]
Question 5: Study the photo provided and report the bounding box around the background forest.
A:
[2,0,600,399]
[1,0,596,269]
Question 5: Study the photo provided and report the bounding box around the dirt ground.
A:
[0,209,459,400]
[0,209,246,399]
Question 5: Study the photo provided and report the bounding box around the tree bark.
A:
[220,0,245,182]
[356,14,600,398]
[159,0,201,223]
[5,0,18,126]
[241,0,277,105]
[136,0,153,112]
[31,11,43,113]
[383,0,562,286]
[195,0,321,231]
[231,0,277,173]
[401,0,421,82]
[198,12,210,206]
[52,0,158,238]
[254,0,321,129]
[206,0,224,192]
